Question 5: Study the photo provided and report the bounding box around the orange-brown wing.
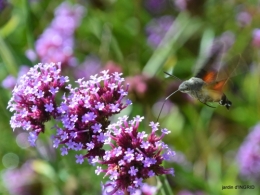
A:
[210,80,227,91]
[197,70,217,83]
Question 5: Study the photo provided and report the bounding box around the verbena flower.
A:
[102,182,157,195]
[236,123,260,182]
[145,16,174,48]
[35,2,84,66]
[96,116,175,195]
[53,70,131,163]
[7,62,69,146]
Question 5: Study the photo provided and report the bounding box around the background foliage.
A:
[0,0,260,194]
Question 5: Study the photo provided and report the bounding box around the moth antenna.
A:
[156,89,180,122]
[164,71,182,81]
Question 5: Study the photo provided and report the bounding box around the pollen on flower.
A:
[99,115,175,194]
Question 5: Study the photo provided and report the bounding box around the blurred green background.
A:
[0,0,260,195]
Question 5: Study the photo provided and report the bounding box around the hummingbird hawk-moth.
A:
[157,41,242,121]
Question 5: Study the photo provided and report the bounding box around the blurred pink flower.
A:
[252,29,260,48]
[2,65,30,90]
[73,55,101,80]
[236,123,260,182]
[103,61,122,74]
[35,2,85,66]
[236,11,252,27]
[2,75,16,89]
[145,16,174,48]
[173,0,187,11]
[3,161,43,195]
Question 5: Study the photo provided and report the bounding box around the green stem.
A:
[158,175,174,195]
[23,0,35,50]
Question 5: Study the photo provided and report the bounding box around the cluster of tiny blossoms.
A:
[7,62,69,146]
[236,123,260,182]
[96,115,175,195]
[34,2,84,65]
[8,62,175,193]
[53,70,131,163]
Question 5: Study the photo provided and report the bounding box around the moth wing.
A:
[207,80,227,91]
[202,84,224,102]
[195,41,225,82]
[196,70,218,83]
[215,54,246,82]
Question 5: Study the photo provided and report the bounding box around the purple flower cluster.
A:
[96,116,175,195]
[145,16,174,48]
[8,62,175,193]
[102,182,157,195]
[53,70,131,162]
[236,123,260,182]
[34,2,84,65]
[7,62,69,146]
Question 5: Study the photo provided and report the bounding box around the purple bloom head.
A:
[252,28,260,48]
[35,2,84,66]
[52,2,85,35]
[73,55,102,80]
[53,70,131,163]
[236,11,252,27]
[35,28,74,65]
[2,161,43,195]
[7,62,69,146]
[2,75,17,89]
[25,49,37,62]
[145,16,174,48]
[102,182,157,195]
[236,123,260,182]
[97,116,175,195]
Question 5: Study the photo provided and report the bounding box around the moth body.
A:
[178,77,232,109]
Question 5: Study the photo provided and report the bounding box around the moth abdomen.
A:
[219,94,232,109]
